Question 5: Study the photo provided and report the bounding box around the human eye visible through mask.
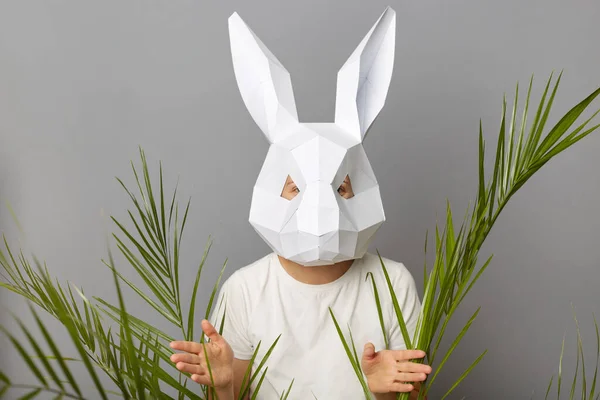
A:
[337,175,354,199]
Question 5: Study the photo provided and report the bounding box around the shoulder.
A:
[222,253,276,295]
[356,252,417,289]
[213,253,276,321]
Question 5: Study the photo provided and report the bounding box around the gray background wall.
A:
[1,0,599,398]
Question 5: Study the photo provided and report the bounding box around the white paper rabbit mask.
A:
[228,7,396,266]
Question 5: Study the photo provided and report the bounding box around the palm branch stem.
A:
[3,383,87,399]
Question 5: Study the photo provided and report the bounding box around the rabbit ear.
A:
[228,12,299,144]
[334,7,396,142]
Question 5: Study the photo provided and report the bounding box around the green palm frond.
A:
[279,379,295,400]
[0,148,280,399]
[330,73,600,399]
[414,73,600,399]
[237,336,282,400]
[542,311,600,399]
[416,74,599,398]
[328,308,373,400]
[0,303,114,399]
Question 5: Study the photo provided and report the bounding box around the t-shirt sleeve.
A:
[208,273,254,360]
[387,265,422,351]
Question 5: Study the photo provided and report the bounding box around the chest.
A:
[246,284,388,399]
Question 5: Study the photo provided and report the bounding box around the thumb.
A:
[201,319,221,342]
[362,342,376,361]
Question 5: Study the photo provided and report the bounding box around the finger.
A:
[396,372,428,383]
[175,361,206,376]
[170,340,203,354]
[170,352,202,365]
[389,382,414,393]
[396,361,433,374]
[363,342,376,360]
[201,319,221,343]
[392,349,427,361]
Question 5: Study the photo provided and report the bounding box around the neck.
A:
[277,255,354,285]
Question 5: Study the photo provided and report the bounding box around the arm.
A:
[209,274,255,400]
[209,385,234,400]
[233,358,251,400]
[208,358,250,400]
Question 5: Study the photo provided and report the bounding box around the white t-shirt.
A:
[209,252,421,400]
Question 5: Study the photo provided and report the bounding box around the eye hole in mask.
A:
[337,175,355,200]
[280,175,356,201]
[280,175,300,201]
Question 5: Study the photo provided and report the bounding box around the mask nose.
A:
[297,181,339,237]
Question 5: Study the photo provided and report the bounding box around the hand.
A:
[170,320,234,388]
[361,343,432,394]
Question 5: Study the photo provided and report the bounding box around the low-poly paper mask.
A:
[228,7,396,266]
